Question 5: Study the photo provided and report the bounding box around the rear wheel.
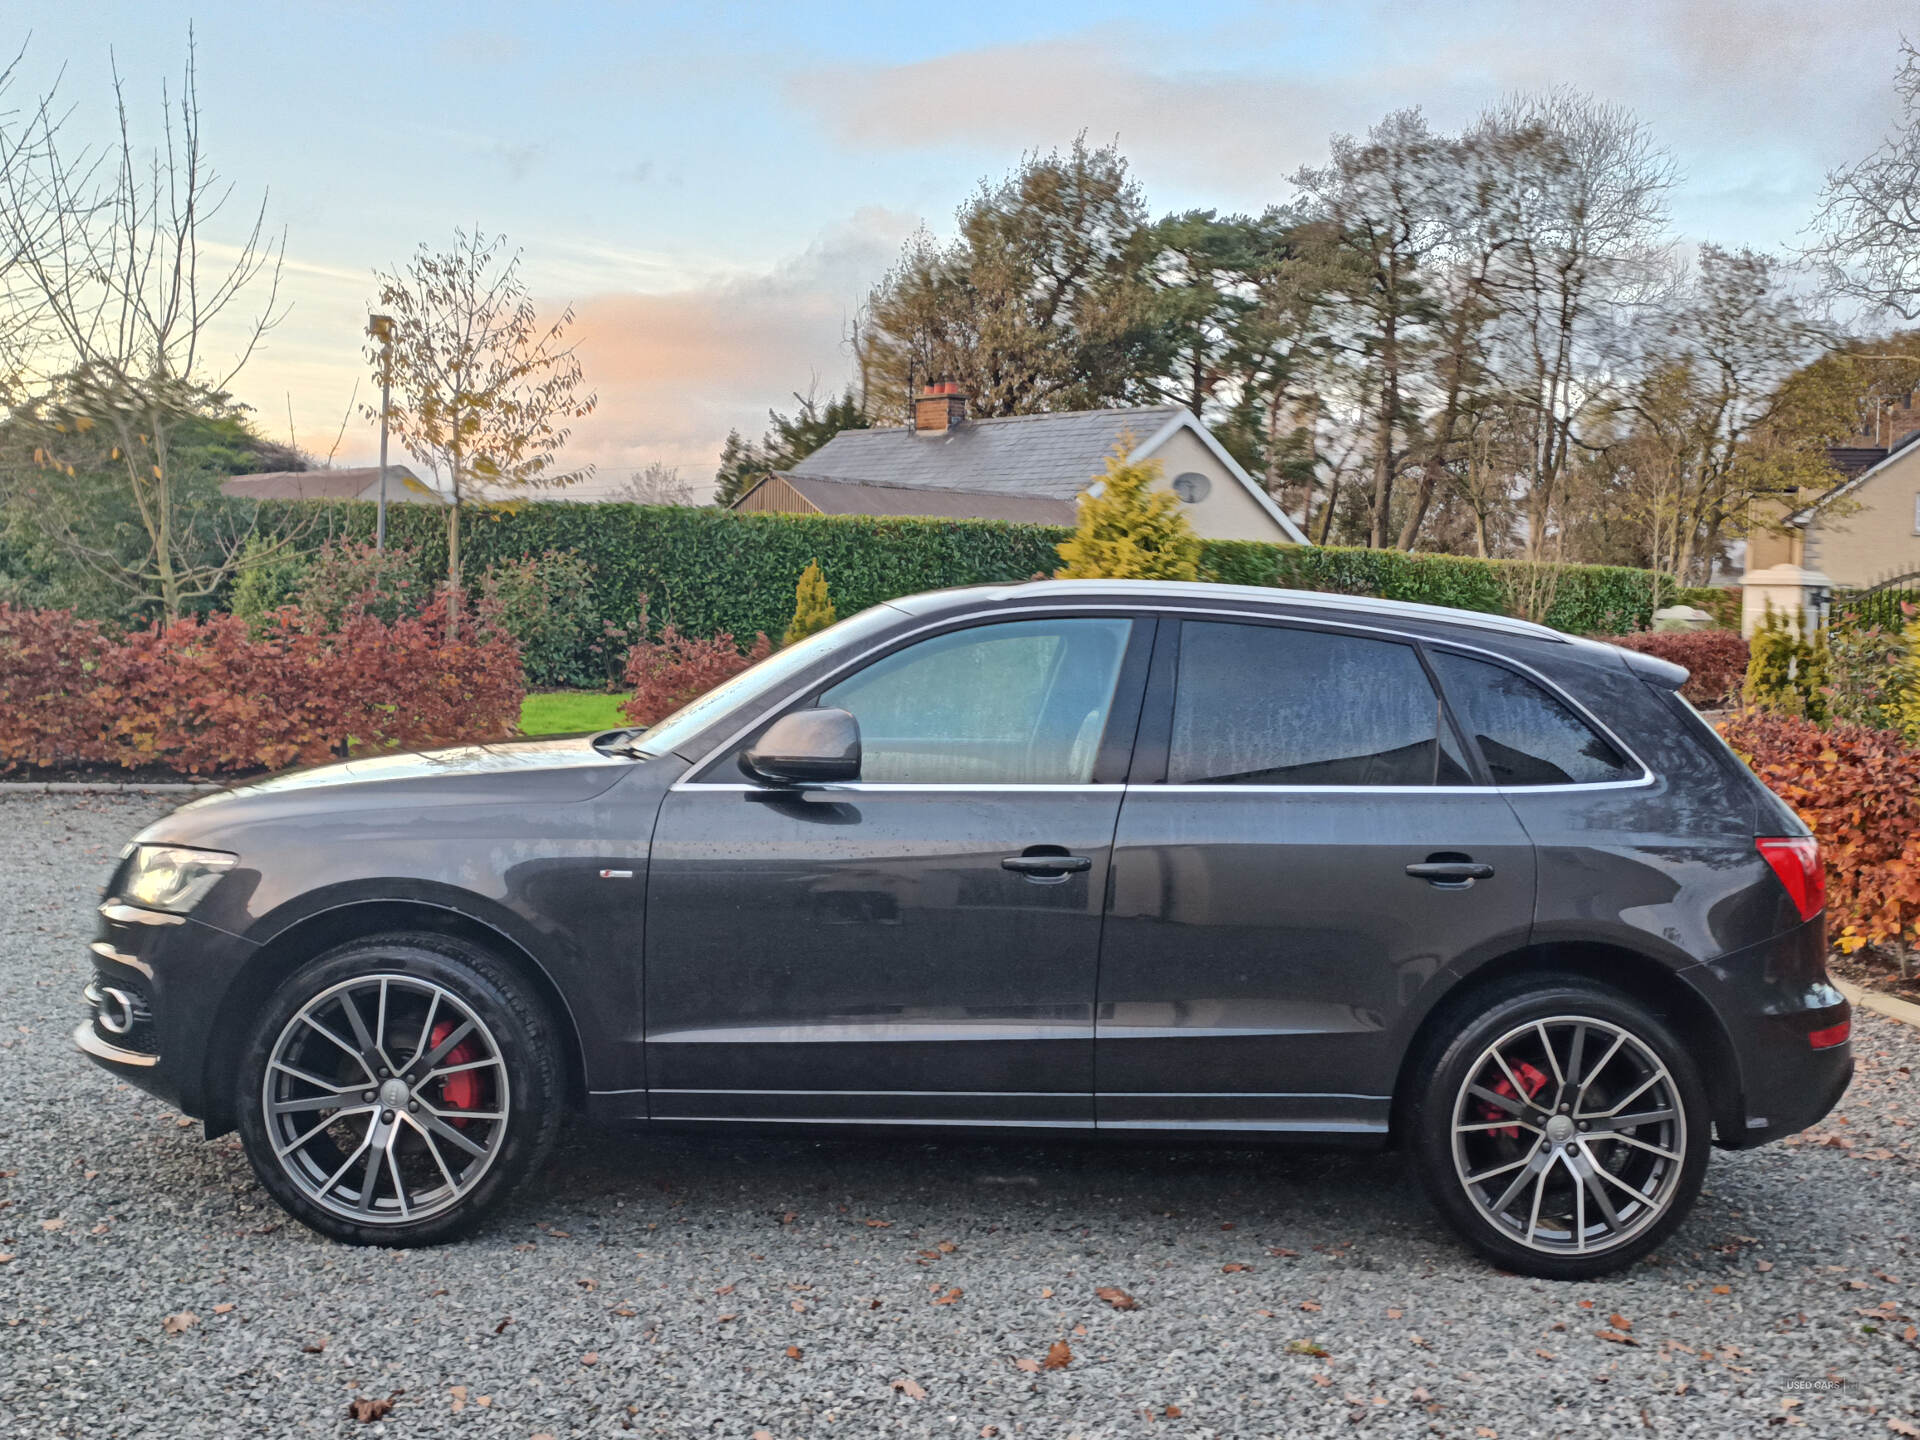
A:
[1408,976,1710,1279]
[235,933,562,1246]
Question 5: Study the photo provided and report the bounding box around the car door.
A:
[1095,615,1536,1137]
[643,613,1153,1128]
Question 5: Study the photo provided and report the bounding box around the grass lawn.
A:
[519,691,630,737]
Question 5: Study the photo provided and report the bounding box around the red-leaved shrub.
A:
[0,602,523,776]
[1718,709,1920,954]
[1603,630,1749,708]
[621,624,772,727]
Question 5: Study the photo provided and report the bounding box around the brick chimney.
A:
[913,381,966,434]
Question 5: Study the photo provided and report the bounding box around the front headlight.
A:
[118,844,237,914]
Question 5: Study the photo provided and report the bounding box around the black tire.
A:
[235,932,563,1246]
[1407,974,1710,1280]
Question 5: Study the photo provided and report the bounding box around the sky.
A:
[9,0,1916,494]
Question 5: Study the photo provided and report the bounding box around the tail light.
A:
[1807,1018,1850,1050]
[1756,835,1826,923]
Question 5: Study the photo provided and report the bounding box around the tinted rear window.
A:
[1429,651,1636,786]
[1169,621,1471,786]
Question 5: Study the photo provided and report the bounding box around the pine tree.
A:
[1055,447,1200,580]
[783,560,837,646]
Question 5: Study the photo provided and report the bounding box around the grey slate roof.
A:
[772,473,1076,524]
[789,406,1185,501]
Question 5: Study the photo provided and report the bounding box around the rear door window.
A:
[1167,621,1471,786]
[1427,651,1637,786]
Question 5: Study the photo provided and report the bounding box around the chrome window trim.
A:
[676,601,1654,792]
[671,781,1127,794]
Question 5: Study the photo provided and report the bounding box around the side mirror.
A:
[741,708,861,785]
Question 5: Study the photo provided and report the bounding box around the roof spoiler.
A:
[1615,646,1689,689]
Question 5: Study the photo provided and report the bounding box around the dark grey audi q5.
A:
[76,579,1851,1277]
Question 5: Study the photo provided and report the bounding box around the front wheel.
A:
[235,933,563,1246]
[1408,976,1710,1279]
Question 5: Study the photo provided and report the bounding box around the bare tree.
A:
[1805,40,1920,321]
[612,460,700,506]
[1292,110,1450,548]
[367,228,596,633]
[0,34,301,620]
[1481,89,1676,559]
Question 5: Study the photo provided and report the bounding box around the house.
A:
[1745,431,1920,589]
[220,465,445,504]
[730,387,1308,544]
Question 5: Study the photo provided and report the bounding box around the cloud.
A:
[533,207,918,488]
[786,0,1912,223]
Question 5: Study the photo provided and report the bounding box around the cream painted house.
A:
[730,388,1307,544]
[1746,433,1920,588]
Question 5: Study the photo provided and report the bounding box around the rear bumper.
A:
[1685,917,1853,1149]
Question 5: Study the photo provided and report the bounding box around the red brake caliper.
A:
[1481,1060,1549,1140]
[429,1019,480,1129]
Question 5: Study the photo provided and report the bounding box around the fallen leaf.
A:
[475,1395,491,1407]
[1014,1357,1041,1373]
[865,1218,893,1228]
[1044,1340,1073,1370]
[449,1385,467,1413]
[891,1376,927,1399]
[1595,1328,1640,1347]
[1268,1247,1300,1258]
[162,1311,196,1335]
[1711,1285,1731,1296]
[790,1299,806,1313]
[936,1241,956,1253]
[40,1218,63,1232]
[611,1304,637,1317]
[0,1255,14,1265]
[786,1345,803,1360]
[1096,1286,1139,1311]
[1222,1263,1250,1273]
[1386,1307,1403,1320]
[1536,1348,1556,1360]
[1165,1404,1183,1418]
[717,1313,738,1323]
[1476,1429,1497,1439]
[1889,1421,1920,1439]
[1608,1312,1633,1331]
[715,1284,735,1296]
[982,1428,1001,1438]
[578,1278,598,1292]
[212,1303,234,1315]
[1285,1338,1329,1357]
[301,1337,328,1354]
[1300,1300,1322,1312]
[494,1316,511,1334]
[780,1212,797,1224]
[1757,1260,1775,1272]
[581,1351,598,1366]
[932,1287,963,1306]
[346,1396,393,1423]
[1577,1298,1594,1309]
[753,1432,774,1440]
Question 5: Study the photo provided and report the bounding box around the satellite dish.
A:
[1171,471,1211,503]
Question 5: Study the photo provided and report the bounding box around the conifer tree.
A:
[1055,447,1201,581]
[783,559,837,646]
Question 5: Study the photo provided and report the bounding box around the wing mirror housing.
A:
[740,708,861,785]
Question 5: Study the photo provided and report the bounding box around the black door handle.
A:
[1406,861,1495,883]
[1001,854,1092,875]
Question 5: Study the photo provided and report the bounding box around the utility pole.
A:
[368,314,395,550]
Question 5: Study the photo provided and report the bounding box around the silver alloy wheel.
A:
[1449,1014,1685,1255]
[261,974,510,1225]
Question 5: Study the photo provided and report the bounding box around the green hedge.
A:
[254,501,1668,676]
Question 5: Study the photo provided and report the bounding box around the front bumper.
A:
[75,898,259,1127]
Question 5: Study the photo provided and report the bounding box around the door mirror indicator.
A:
[741,708,862,785]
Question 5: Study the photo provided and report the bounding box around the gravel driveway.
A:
[4,792,1919,1438]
